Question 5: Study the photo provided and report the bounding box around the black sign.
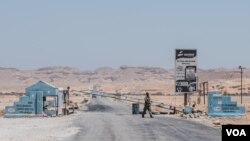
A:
[176,49,197,59]
[175,49,197,93]
[222,125,250,141]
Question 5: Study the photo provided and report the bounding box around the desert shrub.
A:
[219,86,225,89]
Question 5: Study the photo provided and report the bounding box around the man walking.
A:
[142,92,153,118]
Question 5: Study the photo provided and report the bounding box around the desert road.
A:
[64,97,221,141]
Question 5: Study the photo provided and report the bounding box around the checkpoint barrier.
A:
[5,81,64,118]
[208,91,245,116]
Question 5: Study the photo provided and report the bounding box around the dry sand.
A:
[0,94,91,141]
[0,113,80,141]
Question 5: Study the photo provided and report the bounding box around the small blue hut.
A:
[5,81,64,117]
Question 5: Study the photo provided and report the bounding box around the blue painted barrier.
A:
[5,81,64,117]
[207,91,245,116]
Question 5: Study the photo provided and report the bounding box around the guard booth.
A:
[207,91,245,116]
[5,81,64,117]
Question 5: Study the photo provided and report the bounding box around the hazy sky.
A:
[0,0,249,70]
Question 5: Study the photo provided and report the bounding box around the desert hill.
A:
[1,66,250,95]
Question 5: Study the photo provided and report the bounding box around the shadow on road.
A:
[87,104,112,112]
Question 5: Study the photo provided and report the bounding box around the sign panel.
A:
[175,49,197,93]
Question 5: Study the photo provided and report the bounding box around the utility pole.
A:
[200,81,208,104]
[239,66,245,104]
[184,93,188,106]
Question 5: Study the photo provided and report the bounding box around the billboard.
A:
[175,49,197,93]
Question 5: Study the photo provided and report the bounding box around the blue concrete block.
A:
[19,96,29,102]
[208,91,245,116]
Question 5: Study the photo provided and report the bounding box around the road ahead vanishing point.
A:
[65,97,221,141]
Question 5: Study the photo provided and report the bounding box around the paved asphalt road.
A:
[65,97,221,141]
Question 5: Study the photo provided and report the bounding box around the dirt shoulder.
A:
[0,113,80,141]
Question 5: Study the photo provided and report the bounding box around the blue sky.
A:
[0,0,249,70]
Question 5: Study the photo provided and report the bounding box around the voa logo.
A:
[226,129,246,137]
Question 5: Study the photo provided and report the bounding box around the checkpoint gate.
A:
[5,81,64,117]
[207,91,245,116]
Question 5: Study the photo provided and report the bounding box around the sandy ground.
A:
[0,95,19,117]
[0,114,80,141]
[0,95,88,141]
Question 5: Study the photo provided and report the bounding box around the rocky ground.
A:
[1,66,250,95]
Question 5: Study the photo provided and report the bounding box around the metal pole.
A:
[203,82,205,105]
[56,96,58,116]
[198,83,202,105]
[206,82,208,95]
[184,93,188,106]
[239,66,245,104]
[206,82,208,105]
[241,68,243,104]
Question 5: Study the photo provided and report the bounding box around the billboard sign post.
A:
[175,49,197,94]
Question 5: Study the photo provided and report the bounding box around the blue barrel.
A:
[132,103,140,114]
